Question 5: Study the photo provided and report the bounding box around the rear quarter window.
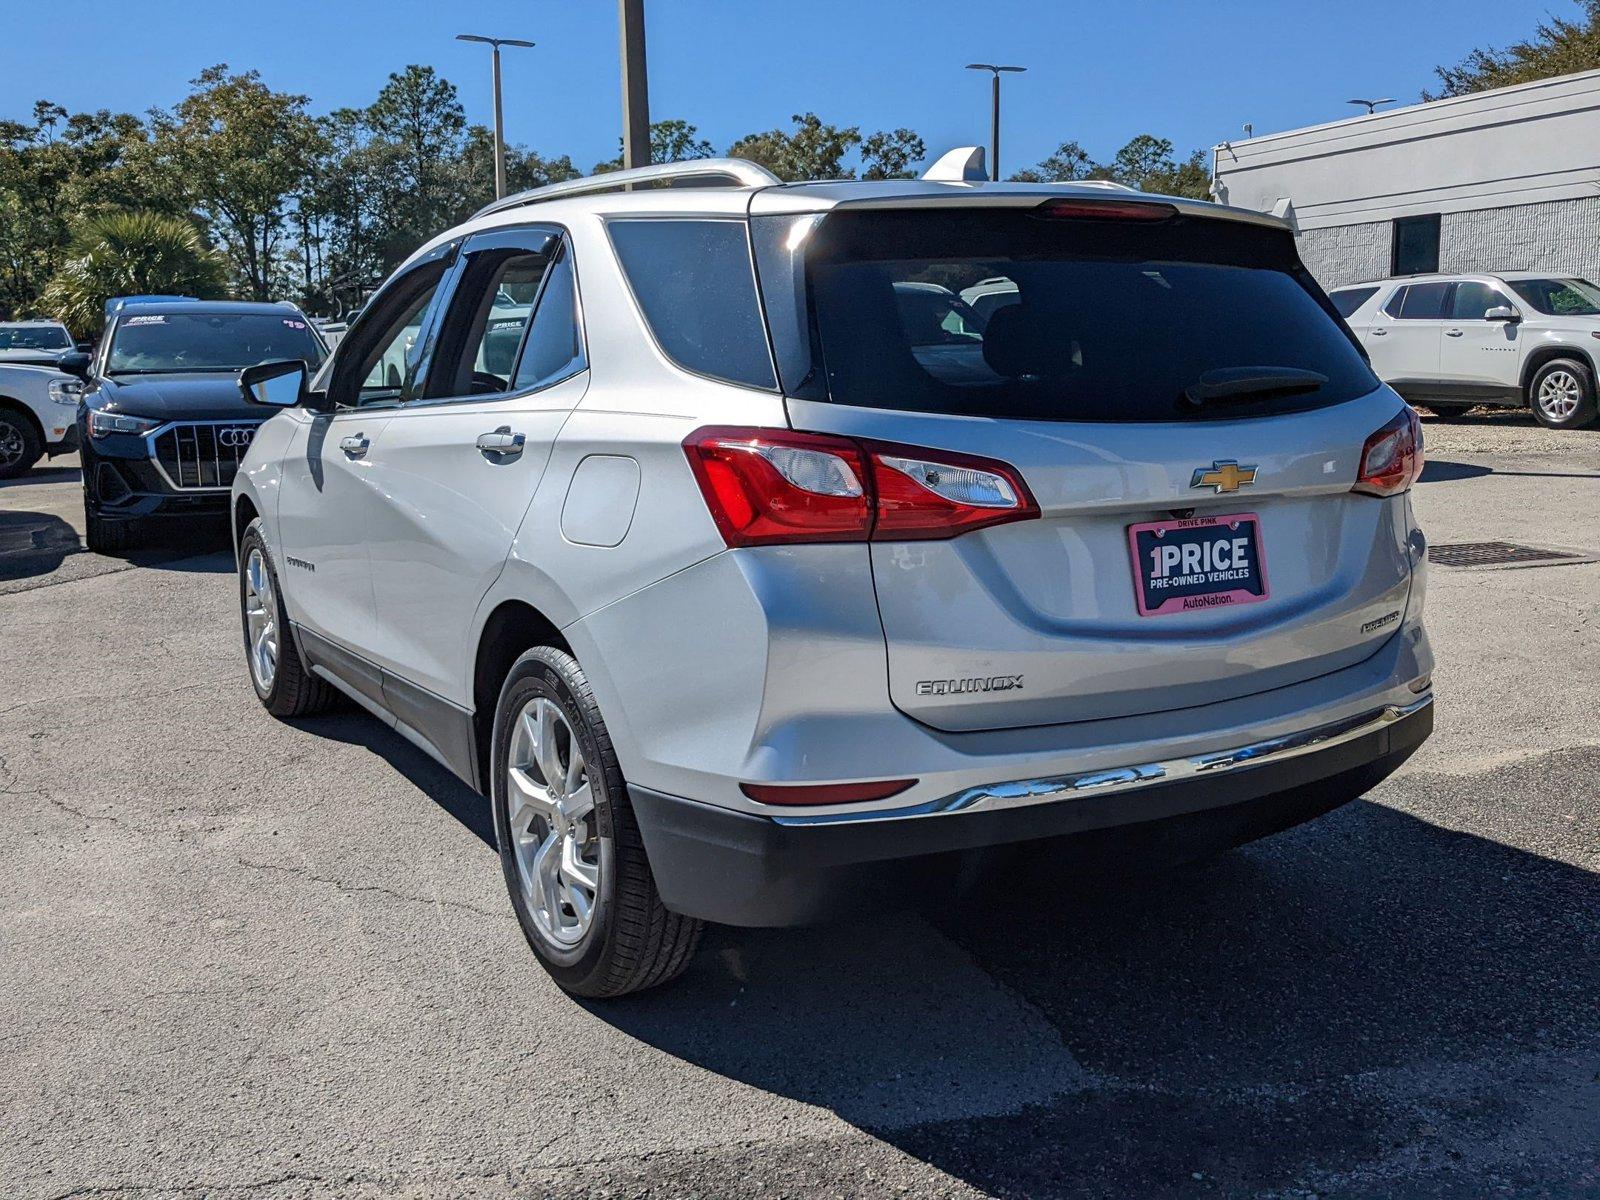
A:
[607,219,776,390]
[1330,286,1379,318]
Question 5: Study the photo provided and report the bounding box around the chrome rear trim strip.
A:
[769,695,1433,827]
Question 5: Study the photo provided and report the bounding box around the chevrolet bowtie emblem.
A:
[1190,461,1258,493]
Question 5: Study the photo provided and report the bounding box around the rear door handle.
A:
[1445,328,1464,337]
[476,426,526,457]
[339,434,369,457]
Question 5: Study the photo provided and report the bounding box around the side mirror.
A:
[75,341,94,353]
[239,359,308,408]
[57,351,92,380]
[1485,305,1520,323]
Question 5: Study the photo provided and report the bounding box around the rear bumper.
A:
[631,695,1432,926]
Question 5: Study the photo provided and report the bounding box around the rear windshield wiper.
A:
[1180,366,1329,411]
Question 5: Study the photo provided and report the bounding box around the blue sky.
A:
[2,1,1576,172]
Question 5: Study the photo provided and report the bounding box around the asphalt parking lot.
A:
[2,413,1597,1199]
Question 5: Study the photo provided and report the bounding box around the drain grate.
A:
[1428,541,1584,569]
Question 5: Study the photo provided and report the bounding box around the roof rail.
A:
[472,158,782,220]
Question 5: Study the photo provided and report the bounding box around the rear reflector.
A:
[1033,198,1178,222]
[1352,407,1424,497]
[740,779,917,806]
[684,426,1038,547]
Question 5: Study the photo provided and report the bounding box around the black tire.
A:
[0,408,43,480]
[83,492,137,554]
[491,646,703,997]
[1528,358,1599,430]
[237,519,338,717]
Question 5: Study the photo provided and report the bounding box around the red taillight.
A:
[1033,198,1178,222]
[1353,407,1424,497]
[683,428,872,546]
[740,779,917,806]
[683,427,1039,547]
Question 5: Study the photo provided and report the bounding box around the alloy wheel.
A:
[506,696,600,948]
[242,548,279,692]
[0,419,23,469]
[1537,370,1581,422]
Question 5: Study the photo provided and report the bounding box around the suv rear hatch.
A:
[750,196,1419,732]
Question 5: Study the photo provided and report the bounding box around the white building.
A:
[1212,69,1600,289]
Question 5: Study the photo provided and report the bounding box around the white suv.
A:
[231,155,1434,997]
[1331,273,1600,430]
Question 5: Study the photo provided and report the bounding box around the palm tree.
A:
[41,211,230,334]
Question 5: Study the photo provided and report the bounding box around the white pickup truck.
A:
[0,363,80,478]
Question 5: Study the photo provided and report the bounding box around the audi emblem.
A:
[218,427,255,448]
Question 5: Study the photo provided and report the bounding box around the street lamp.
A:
[965,63,1026,181]
[457,34,536,199]
[1347,98,1394,115]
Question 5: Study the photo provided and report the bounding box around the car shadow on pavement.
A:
[293,709,496,848]
[0,509,81,581]
[1420,458,1600,483]
[592,777,1600,1197]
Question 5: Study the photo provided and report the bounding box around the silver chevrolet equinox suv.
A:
[230,151,1434,997]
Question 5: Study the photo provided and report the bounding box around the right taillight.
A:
[1352,407,1424,497]
[683,426,1038,547]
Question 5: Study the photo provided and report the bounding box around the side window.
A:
[447,252,550,396]
[607,219,777,390]
[1383,287,1408,318]
[1397,282,1449,320]
[1330,286,1378,318]
[512,246,585,392]
[1450,282,1505,321]
[339,273,445,408]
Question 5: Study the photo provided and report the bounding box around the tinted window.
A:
[1383,287,1408,318]
[608,219,776,390]
[1507,277,1600,316]
[1392,214,1441,275]
[354,281,441,406]
[0,324,70,350]
[109,312,326,374]
[1450,282,1507,321]
[1329,287,1379,318]
[513,248,584,391]
[763,208,1378,422]
[1397,282,1449,320]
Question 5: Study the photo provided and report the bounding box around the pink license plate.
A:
[1127,512,1270,617]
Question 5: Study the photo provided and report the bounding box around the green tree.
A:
[1109,134,1176,189]
[1009,139,1096,182]
[362,65,469,258]
[0,102,153,318]
[728,112,861,181]
[41,210,228,334]
[860,128,925,179]
[1142,149,1213,200]
[591,118,715,173]
[1428,0,1600,98]
[144,65,322,300]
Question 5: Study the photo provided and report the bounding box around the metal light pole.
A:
[618,0,651,169]
[1347,98,1394,115]
[457,34,536,199]
[966,63,1026,181]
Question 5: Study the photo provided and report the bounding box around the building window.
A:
[1392,214,1441,276]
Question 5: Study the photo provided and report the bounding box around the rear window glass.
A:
[1507,277,1600,316]
[607,219,776,390]
[1329,287,1378,318]
[757,208,1377,422]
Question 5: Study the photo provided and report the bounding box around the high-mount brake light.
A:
[1033,198,1179,222]
[739,779,917,806]
[683,428,1039,547]
[1352,407,1424,497]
